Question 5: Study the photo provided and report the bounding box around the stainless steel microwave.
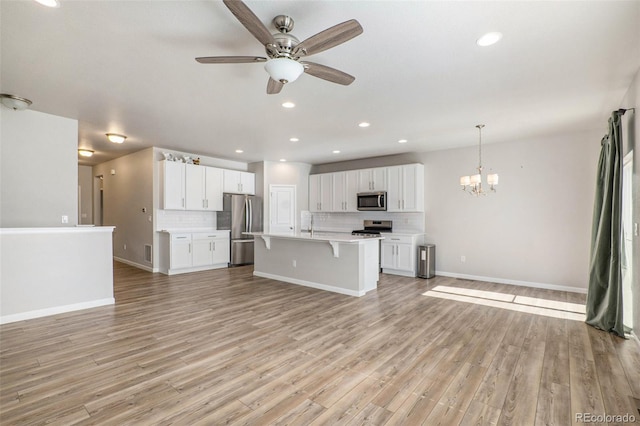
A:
[357,192,387,211]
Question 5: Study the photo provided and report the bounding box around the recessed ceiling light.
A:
[282,101,295,108]
[235,149,244,153]
[289,137,299,142]
[106,133,126,144]
[280,158,286,162]
[398,139,408,144]
[477,32,503,47]
[34,0,60,7]
[78,149,94,157]
[332,150,341,154]
[358,122,370,128]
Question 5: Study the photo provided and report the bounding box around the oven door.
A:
[357,192,387,211]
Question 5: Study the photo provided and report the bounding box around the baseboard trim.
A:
[435,271,588,294]
[253,271,366,297]
[113,257,154,272]
[0,298,115,324]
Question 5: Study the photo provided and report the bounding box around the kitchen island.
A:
[246,231,383,297]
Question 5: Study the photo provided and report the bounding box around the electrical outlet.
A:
[124,244,127,250]
[148,215,152,222]
[61,215,68,224]
[292,260,297,267]
[460,255,466,263]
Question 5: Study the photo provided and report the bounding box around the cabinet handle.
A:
[182,198,184,207]
[398,200,401,208]
[188,243,191,253]
[213,242,216,251]
[402,200,405,209]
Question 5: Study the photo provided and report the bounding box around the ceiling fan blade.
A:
[223,0,275,46]
[303,62,355,85]
[293,19,363,57]
[267,78,284,94]
[196,56,267,64]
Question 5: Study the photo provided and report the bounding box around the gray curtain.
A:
[586,110,625,337]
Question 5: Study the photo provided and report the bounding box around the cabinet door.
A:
[309,175,321,212]
[320,174,333,211]
[162,161,185,210]
[371,168,387,191]
[211,238,230,264]
[240,172,255,195]
[171,238,192,269]
[344,170,359,212]
[380,243,396,269]
[402,164,423,212]
[358,170,372,192]
[192,239,212,266]
[386,166,402,212]
[185,164,205,210]
[332,172,346,211]
[395,243,414,273]
[223,170,241,193]
[204,167,223,211]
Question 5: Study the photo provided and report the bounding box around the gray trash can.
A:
[418,244,435,278]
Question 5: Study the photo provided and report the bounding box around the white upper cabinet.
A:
[386,164,424,212]
[332,170,359,212]
[223,170,255,195]
[185,164,223,211]
[309,174,333,212]
[160,160,186,210]
[358,168,387,192]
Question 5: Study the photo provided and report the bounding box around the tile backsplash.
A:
[300,211,424,233]
[156,210,216,230]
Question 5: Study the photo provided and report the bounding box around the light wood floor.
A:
[1,263,639,425]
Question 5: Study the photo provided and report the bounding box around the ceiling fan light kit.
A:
[196,0,362,94]
[264,58,304,84]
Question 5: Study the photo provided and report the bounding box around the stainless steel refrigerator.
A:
[217,193,262,266]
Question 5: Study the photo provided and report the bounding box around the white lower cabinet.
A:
[159,230,230,275]
[380,233,425,277]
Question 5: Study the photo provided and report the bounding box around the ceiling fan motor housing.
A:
[267,16,300,59]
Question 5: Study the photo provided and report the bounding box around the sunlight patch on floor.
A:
[423,286,586,321]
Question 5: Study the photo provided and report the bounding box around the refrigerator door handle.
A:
[244,198,249,233]
[248,198,253,232]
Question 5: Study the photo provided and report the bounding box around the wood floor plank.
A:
[0,261,636,425]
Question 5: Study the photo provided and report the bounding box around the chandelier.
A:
[460,124,499,195]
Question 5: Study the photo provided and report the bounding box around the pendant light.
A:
[460,124,499,196]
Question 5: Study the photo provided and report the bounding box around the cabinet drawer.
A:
[381,234,413,244]
[192,232,227,240]
[171,233,192,241]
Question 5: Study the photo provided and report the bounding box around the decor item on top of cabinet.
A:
[460,125,499,196]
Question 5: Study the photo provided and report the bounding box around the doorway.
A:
[622,151,633,331]
[269,185,296,233]
[94,175,104,226]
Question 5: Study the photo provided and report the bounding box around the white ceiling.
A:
[2,1,639,166]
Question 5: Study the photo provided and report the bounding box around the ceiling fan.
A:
[196,0,363,94]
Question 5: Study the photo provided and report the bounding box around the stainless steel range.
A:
[351,219,393,237]
[352,220,392,270]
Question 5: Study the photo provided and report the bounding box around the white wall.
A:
[0,227,115,323]
[419,131,599,291]
[1,109,78,227]
[78,165,93,224]
[255,161,312,232]
[94,148,155,269]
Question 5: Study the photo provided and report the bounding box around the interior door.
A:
[270,185,296,233]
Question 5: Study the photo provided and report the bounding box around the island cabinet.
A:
[380,233,425,277]
[160,160,186,210]
[332,170,359,212]
[159,230,230,275]
[386,164,424,212]
[309,173,333,212]
[185,164,223,211]
[358,167,387,192]
[223,170,255,195]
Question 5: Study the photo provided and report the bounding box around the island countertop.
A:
[244,231,384,243]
